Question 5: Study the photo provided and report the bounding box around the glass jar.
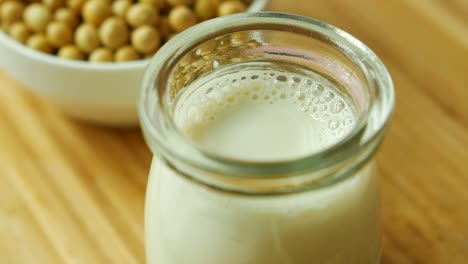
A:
[139,12,394,264]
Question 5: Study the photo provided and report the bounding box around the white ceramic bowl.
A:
[0,0,269,126]
[0,32,145,125]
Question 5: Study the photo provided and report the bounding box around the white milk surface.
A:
[146,68,381,264]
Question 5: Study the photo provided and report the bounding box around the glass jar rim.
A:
[139,12,394,191]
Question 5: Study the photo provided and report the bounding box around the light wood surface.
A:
[1,0,467,263]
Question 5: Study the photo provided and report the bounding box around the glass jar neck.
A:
[139,12,394,194]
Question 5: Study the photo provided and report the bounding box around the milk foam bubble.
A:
[174,69,356,161]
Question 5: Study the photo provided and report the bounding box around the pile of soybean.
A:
[0,0,251,62]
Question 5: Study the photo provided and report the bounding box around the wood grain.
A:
[0,0,467,263]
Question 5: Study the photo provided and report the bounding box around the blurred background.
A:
[0,0,467,263]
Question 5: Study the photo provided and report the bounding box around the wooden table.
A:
[1,1,467,263]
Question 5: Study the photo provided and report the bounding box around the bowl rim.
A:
[0,0,269,72]
[0,30,148,72]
